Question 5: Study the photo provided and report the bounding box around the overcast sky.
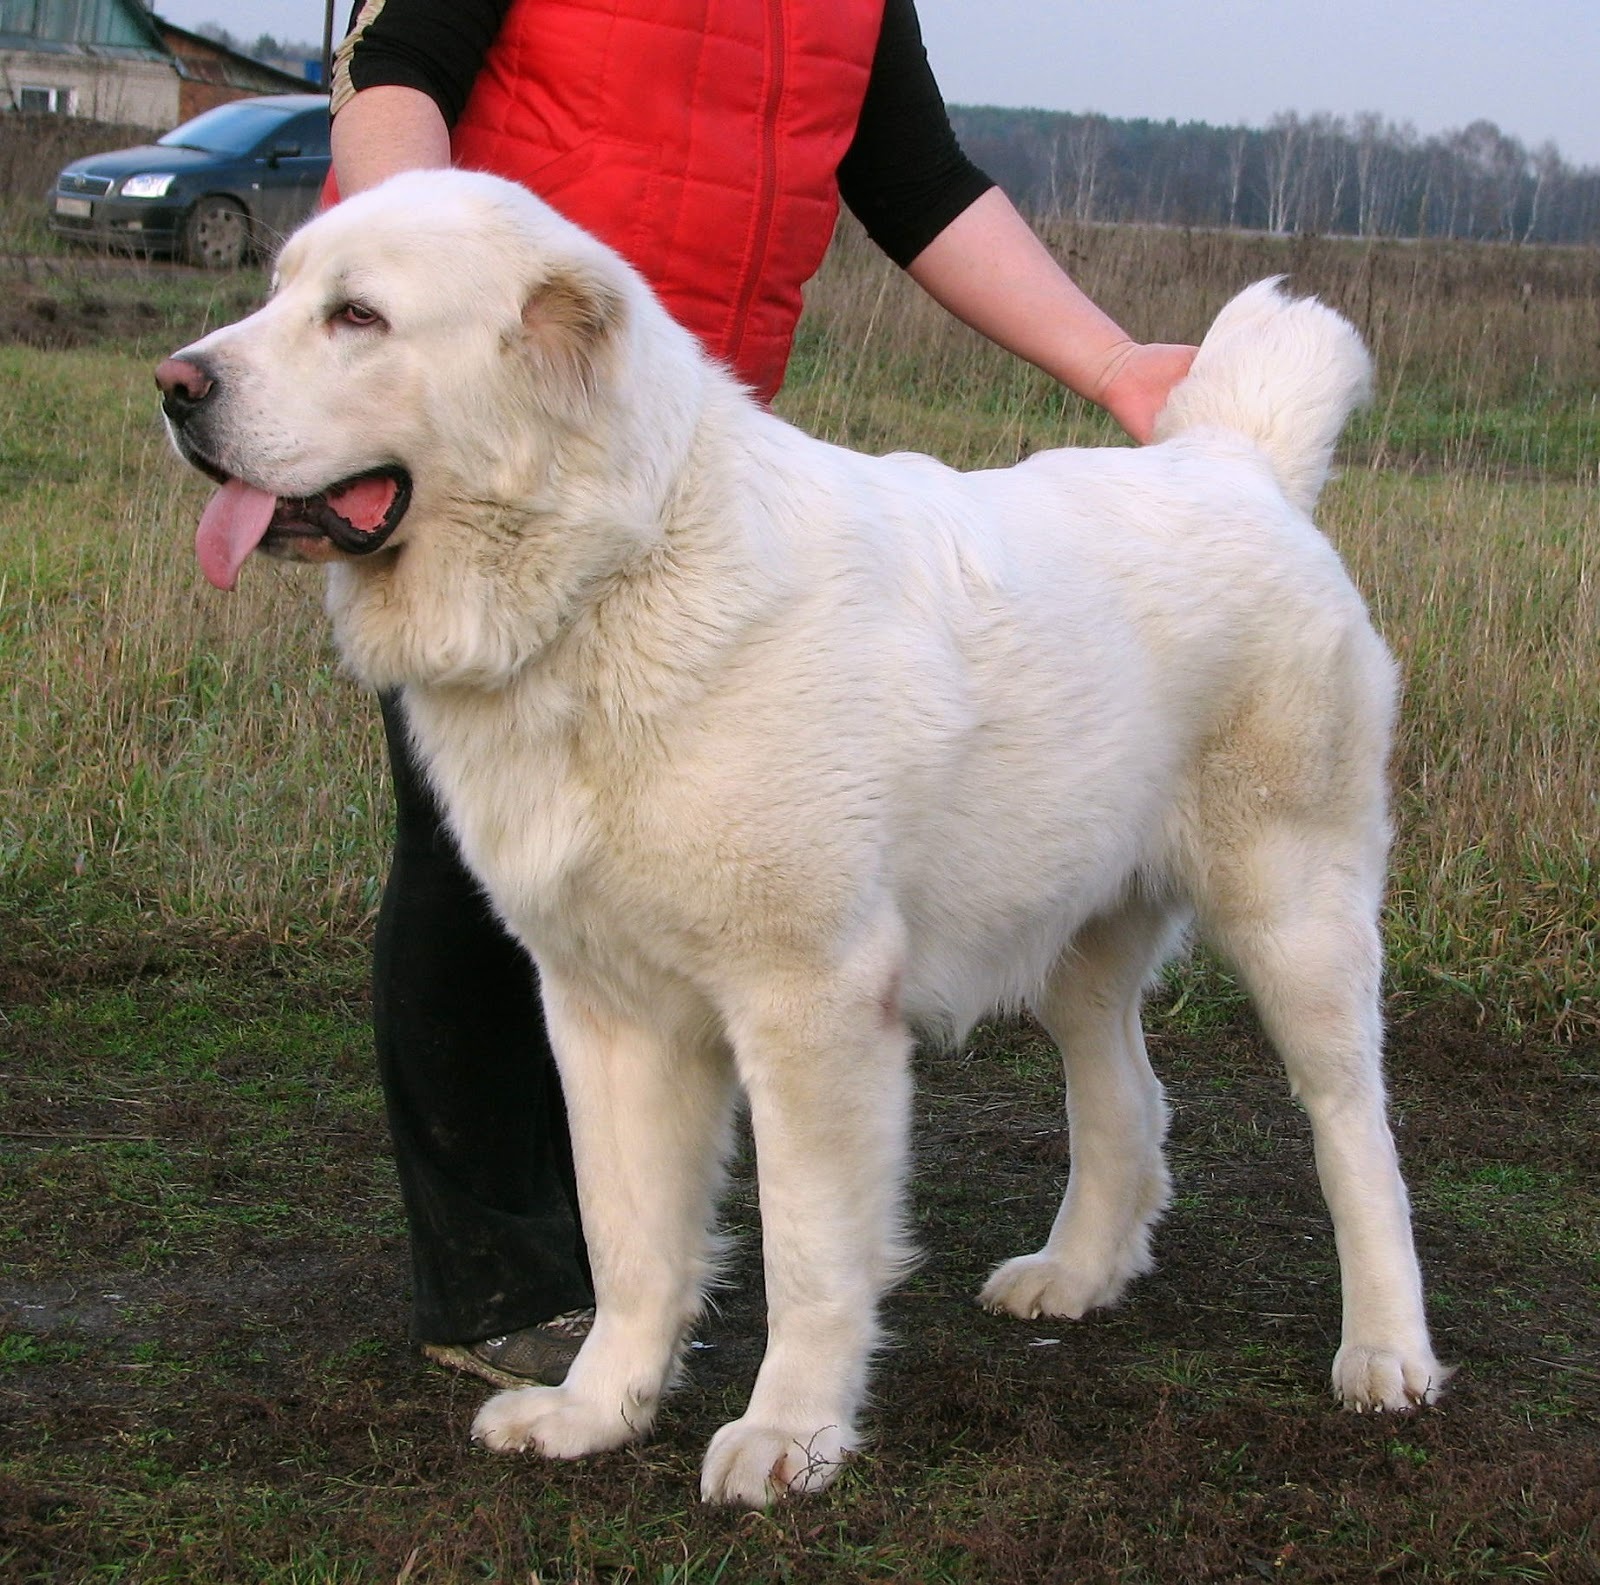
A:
[152,0,1600,170]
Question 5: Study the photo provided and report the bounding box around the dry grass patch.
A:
[3,225,1597,1032]
[1330,467,1598,1032]
[1,343,386,950]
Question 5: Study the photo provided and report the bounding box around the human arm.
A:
[839,0,1195,442]
[330,86,450,192]
[905,188,1196,444]
[328,0,508,193]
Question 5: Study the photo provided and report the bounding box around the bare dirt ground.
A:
[2,936,1596,1582]
[0,251,257,352]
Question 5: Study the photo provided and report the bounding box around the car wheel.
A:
[183,197,250,269]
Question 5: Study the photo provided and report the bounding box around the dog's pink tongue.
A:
[196,479,277,591]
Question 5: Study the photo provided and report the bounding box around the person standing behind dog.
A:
[330,0,1198,1390]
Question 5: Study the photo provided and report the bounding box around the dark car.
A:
[48,93,331,268]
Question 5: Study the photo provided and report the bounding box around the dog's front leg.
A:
[700,949,916,1507]
[472,973,735,1460]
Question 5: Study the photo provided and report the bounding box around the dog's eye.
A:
[333,302,385,330]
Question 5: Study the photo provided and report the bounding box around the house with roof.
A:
[0,1,317,131]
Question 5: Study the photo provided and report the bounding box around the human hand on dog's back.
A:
[1093,340,1200,445]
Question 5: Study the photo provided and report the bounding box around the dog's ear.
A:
[518,263,626,422]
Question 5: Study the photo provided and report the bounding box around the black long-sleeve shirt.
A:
[334,0,993,266]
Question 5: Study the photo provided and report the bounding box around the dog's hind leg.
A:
[981,894,1183,1322]
[1194,816,1446,1411]
[472,973,736,1460]
[698,915,917,1507]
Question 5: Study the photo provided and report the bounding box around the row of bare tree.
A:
[950,107,1600,244]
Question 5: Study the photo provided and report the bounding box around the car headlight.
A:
[119,173,176,199]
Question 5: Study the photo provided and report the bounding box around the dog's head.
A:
[158,170,660,594]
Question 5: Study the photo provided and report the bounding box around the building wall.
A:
[156,28,312,122]
[0,49,177,128]
[177,77,232,120]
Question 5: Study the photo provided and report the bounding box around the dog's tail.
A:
[1152,277,1373,515]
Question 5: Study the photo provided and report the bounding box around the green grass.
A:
[1359,381,1600,478]
[0,949,396,1283]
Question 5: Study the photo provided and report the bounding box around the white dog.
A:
[159,169,1443,1507]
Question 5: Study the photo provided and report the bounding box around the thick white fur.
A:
[172,170,1443,1506]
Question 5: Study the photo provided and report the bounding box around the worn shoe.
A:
[422,1307,595,1389]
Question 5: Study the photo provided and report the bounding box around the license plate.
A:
[54,195,92,218]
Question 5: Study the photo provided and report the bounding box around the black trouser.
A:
[373,692,592,1344]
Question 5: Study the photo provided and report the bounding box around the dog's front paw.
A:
[699,1416,855,1507]
[1332,1342,1451,1412]
[471,1383,649,1458]
[979,1248,1142,1321]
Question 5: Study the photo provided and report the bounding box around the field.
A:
[1,205,1597,1583]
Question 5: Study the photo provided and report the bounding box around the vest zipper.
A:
[728,0,786,381]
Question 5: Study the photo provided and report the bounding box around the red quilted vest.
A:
[449,0,885,401]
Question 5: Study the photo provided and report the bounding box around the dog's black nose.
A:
[155,355,215,419]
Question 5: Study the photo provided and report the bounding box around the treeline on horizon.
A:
[950,105,1600,244]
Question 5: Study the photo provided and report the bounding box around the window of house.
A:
[17,84,76,114]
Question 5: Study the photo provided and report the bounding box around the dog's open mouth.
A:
[195,466,412,590]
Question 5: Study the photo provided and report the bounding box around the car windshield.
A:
[157,102,300,157]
